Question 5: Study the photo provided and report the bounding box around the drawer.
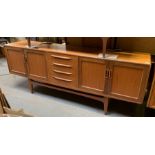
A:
[47,53,78,88]
[52,75,75,88]
[51,53,75,66]
[53,65,73,73]
[53,69,73,80]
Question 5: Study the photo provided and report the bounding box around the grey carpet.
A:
[0,57,9,76]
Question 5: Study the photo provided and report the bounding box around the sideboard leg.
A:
[28,79,33,93]
[104,97,109,115]
[134,103,146,117]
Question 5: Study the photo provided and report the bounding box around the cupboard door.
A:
[109,62,150,103]
[79,57,107,95]
[26,50,48,82]
[5,48,26,76]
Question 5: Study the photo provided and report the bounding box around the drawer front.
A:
[47,53,78,88]
[53,65,72,73]
[51,54,73,65]
[52,76,74,88]
[53,69,73,79]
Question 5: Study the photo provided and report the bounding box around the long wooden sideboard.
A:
[4,40,151,114]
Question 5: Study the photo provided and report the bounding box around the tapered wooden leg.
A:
[134,103,146,117]
[28,79,33,93]
[104,97,109,115]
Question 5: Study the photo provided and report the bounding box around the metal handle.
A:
[105,69,112,78]
[105,69,109,78]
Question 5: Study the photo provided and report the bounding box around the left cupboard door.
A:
[5,48,27,77]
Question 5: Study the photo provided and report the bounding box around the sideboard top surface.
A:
[5,40,151,65]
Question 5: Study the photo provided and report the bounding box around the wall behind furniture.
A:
[67,37,112,49]
[116,37,155,55]
[67,37,155,55]
[10,37,26,42]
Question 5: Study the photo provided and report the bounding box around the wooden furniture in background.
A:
[147,62,155,109]
[0,38,9,56]
[116,37,155,54]
[4,40,151,114]
[67,37,113,51]
[0,89,31,117]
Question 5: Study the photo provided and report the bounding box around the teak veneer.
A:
[4,40,151,114]
[147,65,155,109]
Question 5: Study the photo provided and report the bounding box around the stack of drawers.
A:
[49,53,78,88]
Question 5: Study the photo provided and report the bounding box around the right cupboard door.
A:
[108,62,150,103]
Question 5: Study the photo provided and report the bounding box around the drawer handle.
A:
[51,55,72,60]
[53,76,72,82]
[53,63,72,68]
[53,70,72,75]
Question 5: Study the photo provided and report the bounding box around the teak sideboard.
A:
[4,41,151,114]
